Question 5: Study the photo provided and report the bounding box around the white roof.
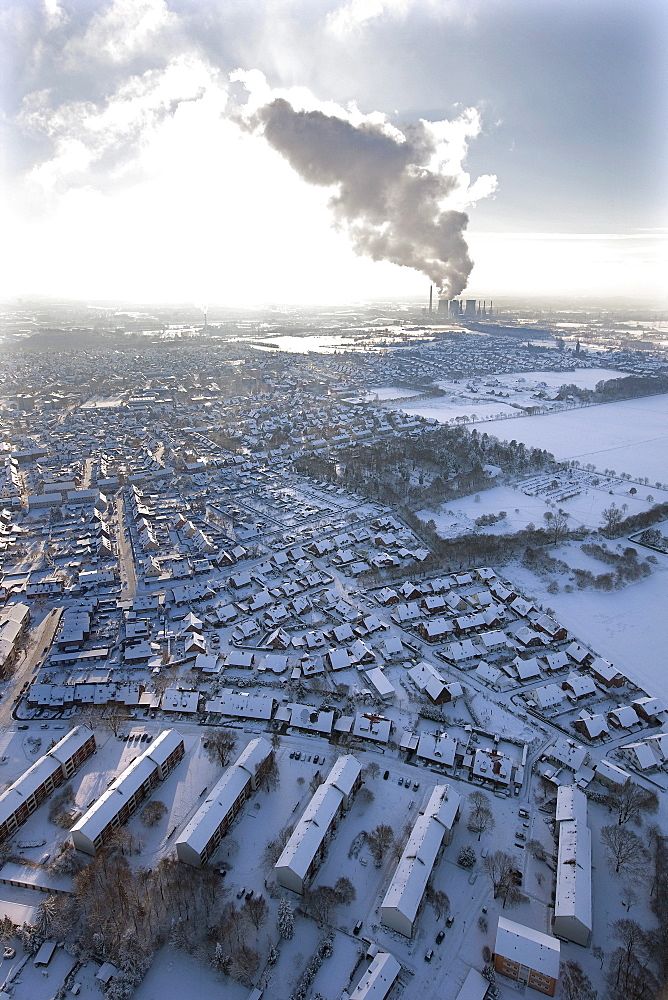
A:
[556,784,588,826]
[276,755,361,880]
[178,737,271,857]
[407,660,446,692]
[416,731,457,767]
[365,667,396,698]
[381,785,459,925]
[206,689,274,721]
[349,951,401,1000]
[495,916,560,978]
[554,820,592,933]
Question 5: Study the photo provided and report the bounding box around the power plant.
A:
[428,285,493,318]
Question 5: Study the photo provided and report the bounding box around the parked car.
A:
[436,930,445,944]
[424,949,434,962]
[353,920,363,936]
[383,770,389,780]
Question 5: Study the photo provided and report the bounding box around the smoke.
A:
[242,93,492,297]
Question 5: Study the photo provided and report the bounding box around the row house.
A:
[275,755,362,894]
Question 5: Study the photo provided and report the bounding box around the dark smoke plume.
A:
[251,97,473,297]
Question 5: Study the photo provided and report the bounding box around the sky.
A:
[0,0,666,307]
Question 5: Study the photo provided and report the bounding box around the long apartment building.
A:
[380,783,461,938]
[275,754,362,894]
[0,726,96,843]
[176,737,273,867]
[552,784,592,946]
[71,729,184,855]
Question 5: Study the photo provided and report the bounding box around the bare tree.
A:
[204,728,237,768]
[482,851,522,908]
[526,838,554,869]
[358,786,375,806]
[305,885,341,925]
[102,704,128,737]
[364,761,381,780]
[141,800,167,827]
[468,792,495,841]
[366,824,394,864]
[592,946,605,969]
[560,959,597,1000]
[309,770,324,795]
[613,780,659,826]
[425,886,450,920]
[227,944,259,987]
[601,826,649,875]
[256,750,279,792]
[243,893,268,931]
[605,919,658,1000]
[263,823,294,869]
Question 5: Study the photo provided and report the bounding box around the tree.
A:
[366,824,394,864]
[526,838,554,868]
[601,826,649,876]
[333,876,356,906]
[482,851,522,908]
[309,770,324,795]
[243,893,268,931]
[255,751,279,792]
[560,959,597,1000]
[468,792,495,841]
[141,800,167,827]
[364,761,381,780]
[601,503,628,536]
[277,898,294,939]
[204,728,237,768]
[305,885,341,925]
[543,508,569,544]
[458,845,477,869]
[605,919,658,1000]
[425,886,450,920]
[613,780,659,826]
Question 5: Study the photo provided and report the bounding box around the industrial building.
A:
[274,754,362,894]
[380,783,461,938]
[71,729,184,855]
[0,726,96,843]
[176,737,273,868]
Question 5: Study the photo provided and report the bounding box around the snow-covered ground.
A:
[418,480,664,537]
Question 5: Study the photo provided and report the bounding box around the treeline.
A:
[606,501,668,539]
[558,373,668,405]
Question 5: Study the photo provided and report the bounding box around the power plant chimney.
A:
[429,285,433,314]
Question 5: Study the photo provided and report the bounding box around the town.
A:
[0,305,667,1000]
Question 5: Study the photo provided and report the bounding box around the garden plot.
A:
[417,479,659,537]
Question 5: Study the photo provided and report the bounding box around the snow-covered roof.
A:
[206,689,274,721]
[349,951,401,1000]
[275,755,361,882]
[494,916,560,978]
[381,785,460,929]
[554,820,592,939]
[177,737,272,859]
[555,784,588,826]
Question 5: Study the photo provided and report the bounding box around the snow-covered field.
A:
[486,393,668,481]
[391,367,625,425]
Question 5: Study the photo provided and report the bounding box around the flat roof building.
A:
[552,785,592,946]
